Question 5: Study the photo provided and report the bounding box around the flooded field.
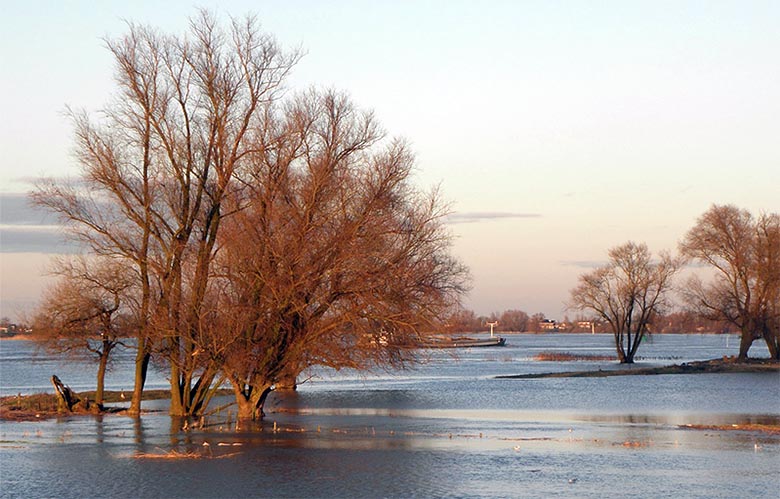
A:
[1,334,778,498]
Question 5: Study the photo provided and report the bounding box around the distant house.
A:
[539,319,559,332]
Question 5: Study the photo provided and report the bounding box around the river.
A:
[1,333,778,498]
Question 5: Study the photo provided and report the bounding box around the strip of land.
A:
[496,358,780,379]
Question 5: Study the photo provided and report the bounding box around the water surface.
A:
[1,334,778,498]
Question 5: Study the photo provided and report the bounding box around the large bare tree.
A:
[569,242,680,363]
[30,257,133,409]
[33,11,300,416]
[207,90,470,419]
[679,205,780,360]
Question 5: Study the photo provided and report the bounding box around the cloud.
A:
[0,226,80,254]
[0,192,78,253]
[447,212,541,224]
[0,192,55,226]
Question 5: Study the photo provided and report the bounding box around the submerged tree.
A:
[33,11,300,417]
[30,257,133,409]
[569,242,680,363]
[32,11,468,419]
[209,90,470,419]
[679,205,780,360]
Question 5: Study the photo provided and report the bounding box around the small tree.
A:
[569,242,680,363]
[30,257,133,409]
[679,205,780,360]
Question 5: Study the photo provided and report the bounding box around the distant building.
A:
[539,319,559,332]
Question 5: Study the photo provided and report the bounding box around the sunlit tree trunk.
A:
[128,342,150,416]
[233,382,273,420]
[738,328,755,360]
[95,339,114,409]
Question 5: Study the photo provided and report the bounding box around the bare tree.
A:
[32,11,301,416]
[499,310,530,332]
[30,257,133,409]
[443,308,481,333]
[569,242,680,363]
[679,205,780,360]
[207,90,469,419]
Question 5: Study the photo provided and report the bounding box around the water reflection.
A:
[1,334,778,498]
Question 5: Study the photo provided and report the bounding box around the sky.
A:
[1,0,779,322]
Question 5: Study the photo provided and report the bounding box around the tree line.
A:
[569,205,778,363]
[442,309,738,335]
[29,12,468,420]
[447,204,778,365]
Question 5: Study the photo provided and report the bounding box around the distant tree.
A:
[569,242,680,363]
[445,308,481,333]
[679,205,780,360]
[499,309,530,332]
[207,90,469,419]
[529,313,546,333]
[30,257,133,409]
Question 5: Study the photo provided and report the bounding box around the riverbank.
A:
[496,358,780,379]
[0,389,177,421]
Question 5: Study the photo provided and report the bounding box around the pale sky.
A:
[1,1,779,322]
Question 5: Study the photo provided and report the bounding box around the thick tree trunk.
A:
[738,330,754,360]
[128,343,150,416]
[95,351,109,409]
[169,369,185,417]
[234,384,273,420]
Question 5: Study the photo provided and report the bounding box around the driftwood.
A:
[51,375,88,413]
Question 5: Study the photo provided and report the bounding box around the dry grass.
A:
[0,393,60,421]
[132,448,241,460]
[534,351,614,362]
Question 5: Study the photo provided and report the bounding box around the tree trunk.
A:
[764,332,779,360]
[738,330,754,360]
[128,342,150,416]
[615,337,629,363]
[169,369,185,417]
[95,349,109,409]
[234,384,273,420]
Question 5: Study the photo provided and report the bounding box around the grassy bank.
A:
[0,389,232,421]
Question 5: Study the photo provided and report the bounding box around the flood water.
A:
[1,334,779,498]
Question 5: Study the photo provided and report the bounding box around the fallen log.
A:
[50,375,89,413]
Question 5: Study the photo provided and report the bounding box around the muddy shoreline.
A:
[496,358,780,379]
